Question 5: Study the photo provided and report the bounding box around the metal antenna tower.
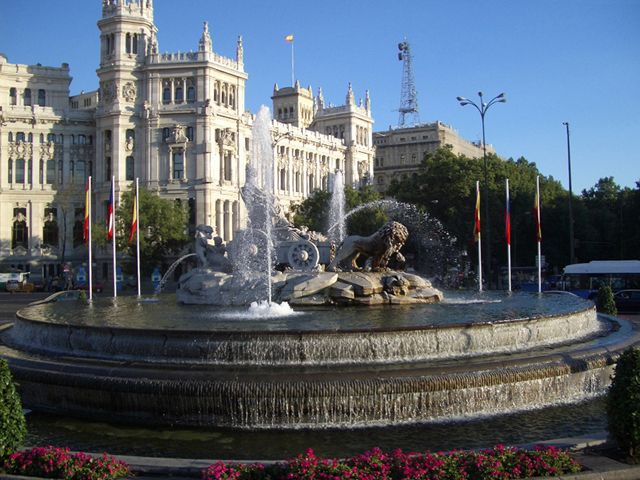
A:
[397,40,420,127]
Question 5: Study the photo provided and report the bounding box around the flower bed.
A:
[1,446,130,480]
[203,445,582,480]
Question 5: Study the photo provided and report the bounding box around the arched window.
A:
[38,89,46,106]
[9,87,17,105]
[132,33,138,54]
[162,127,170,141]
[23,88,32,106]
[79,134,86,145]
[229,87,235,109]
[224,152,232,181]
[8,132,13,142]
[47,133,56,143]
[28,133,33,143]
[8,159,13,183]
[125,33,132,54]
[186,80,195,103]
[213,82,219,103]
[16,132,25,142]
[308,174,314,192]
[125,129,134,141]
[39,133,44,143]
[221,85,227,105]
[186,126,193,141]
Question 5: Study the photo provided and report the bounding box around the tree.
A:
[0,359,26,458]
[50,183,84,266]
[97,185,189,274]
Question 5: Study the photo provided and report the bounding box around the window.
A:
[46,160,55,184]
[8,159,13,183]
[229,87,235,109]
[186,127,193,141]
[126,33,132,54]
[78,134,86,145]
[162,87,171,104]
[8,132,13,142]
[39,133,44,143]
[16,132,25,142]
[47,133,56,143]
[174,86,184,103]
[223,152,232,181]
[106,156,112,180]
[280,168,286,190]
[73,208,84,248]
[11,208,28,250]
[15,159,25,183]
[23,88,32,106]
[172,151,184,180]
[187,85,195,103]
[162,127,170,141]
[38,89,46,107]
[42,207,58,247]
[126,129,135,142]
[126,156,134,180]
[76,160,86,183]
[10,87,17,105]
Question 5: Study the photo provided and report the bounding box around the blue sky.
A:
[1,0,638,193]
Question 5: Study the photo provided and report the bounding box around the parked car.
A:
[613,289,640,313]
[5,272,34,293]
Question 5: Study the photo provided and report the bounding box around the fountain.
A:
[328,169,346,244]
[0,107,638,455]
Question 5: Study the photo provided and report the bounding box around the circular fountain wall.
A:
[0,292,636,429]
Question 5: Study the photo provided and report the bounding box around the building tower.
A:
[397,40,420,127]
[96,0,156,196]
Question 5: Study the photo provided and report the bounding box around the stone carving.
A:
[166,125,188,144]
[122,82,136,102]
[194,224,232,273]
[101,80,116,104]
[328,221,409,272]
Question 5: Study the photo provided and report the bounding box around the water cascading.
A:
[327,170,346,244]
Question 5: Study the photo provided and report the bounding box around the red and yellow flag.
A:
[83,178,90,243]
[284,34,294,43]
[129,191,137,243]
[473,183,481,242]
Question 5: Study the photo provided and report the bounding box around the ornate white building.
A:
[0,0,374,278]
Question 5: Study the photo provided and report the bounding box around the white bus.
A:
[560,260,640,299]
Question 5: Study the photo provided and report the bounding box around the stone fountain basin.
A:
[1,292,636,429]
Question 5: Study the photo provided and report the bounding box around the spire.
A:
[294,79,301,90]
[346,82,354,105]
[317,87,324,110]
[236,35,244,66]
[199,21,212,52]
[365,90,371,112]
[273,83,279,94]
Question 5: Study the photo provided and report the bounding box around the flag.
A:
[83,178,90,243]
[129,189,137,243]
[107,180,114,241]
[534,181,542,242]
[285,34,294,43]
[505,194,511,246]
[473,184,481,242]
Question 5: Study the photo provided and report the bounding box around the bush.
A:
[596,285,617,315]
[2,446,130,480]
[607,347,640,463]
[0,358,26,459]
[202,445,581,480]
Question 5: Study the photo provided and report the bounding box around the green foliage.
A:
[111,186,189,273]
[607,347,640,463]
[291,186,385,237]
[385,146,640,273]
[596,285,617,315]
[0,359,26,459]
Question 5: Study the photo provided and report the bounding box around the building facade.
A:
[0,0,374,278]
[372,122,494,192]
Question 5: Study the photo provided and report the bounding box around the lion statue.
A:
[328,221,409,272]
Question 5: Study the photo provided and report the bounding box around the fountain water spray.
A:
[328,170,346,244]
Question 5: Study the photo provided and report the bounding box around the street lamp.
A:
[562,122,575,264]
[456,91,506,288]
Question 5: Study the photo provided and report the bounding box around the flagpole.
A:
[135,178,141,297]
[476,180,483,292]
[111,176,117,298]
[87,176,93,302]
[536,175,542,294]
[290,40,295,86]
[506,178,512,293]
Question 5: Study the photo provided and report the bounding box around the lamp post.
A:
[562,122,575,264]
[456,91,506,288]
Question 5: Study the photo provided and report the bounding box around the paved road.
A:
[0,292,50,325]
